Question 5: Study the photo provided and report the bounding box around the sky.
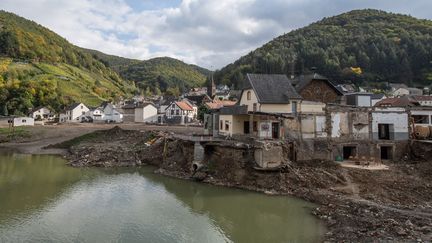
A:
[1,0,432,70]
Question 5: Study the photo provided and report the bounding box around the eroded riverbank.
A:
[8,126,432,241]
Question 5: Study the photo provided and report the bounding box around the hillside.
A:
[215,9,432,88]
[0,11,135,115]
[86,49,211,94]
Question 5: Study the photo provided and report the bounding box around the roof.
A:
[136,102,156,109]
[375,96,419,107]
[292,73,344,96]
[184,94,211,105]
[371,93,385,99]
[245,73,302,104]
[413,95,432,101]
[122,103,136,109]
[205,100,237,110]
[175,101,194,111]
[65,102,82,110]
[389,83,408,89]
[29,106,50,113]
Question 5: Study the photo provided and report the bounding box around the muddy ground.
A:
[50,127,432,241]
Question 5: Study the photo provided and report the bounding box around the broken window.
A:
[225,121,229,131]
[380,146,393,160]
[378,124,394,140]
[220,120,223,130]
[343,146,357,160]
[412,115,429,124]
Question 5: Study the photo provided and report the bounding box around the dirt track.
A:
[0,123,202,154]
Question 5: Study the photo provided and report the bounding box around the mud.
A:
[53,127,432,242]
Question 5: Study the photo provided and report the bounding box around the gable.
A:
[299,79,341,103]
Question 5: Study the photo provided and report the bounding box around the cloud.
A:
[1,0,432,69]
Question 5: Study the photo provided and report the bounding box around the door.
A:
[244,121,250,134]
[271,122,279,139]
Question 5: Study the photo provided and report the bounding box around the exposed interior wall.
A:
[371,112,408,140]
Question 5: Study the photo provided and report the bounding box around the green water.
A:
[0,152,325,243]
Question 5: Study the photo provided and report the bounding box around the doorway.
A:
[271,122,279,139]
[380,146,393,160]
[244,121,250,134]
[343,146,357,160]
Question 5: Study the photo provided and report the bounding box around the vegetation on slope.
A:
[0,11,135,115]
[87,49,211,95]
[215,9,432,88]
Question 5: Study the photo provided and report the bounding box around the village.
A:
[4,71,432,167]
[1,72,432,241]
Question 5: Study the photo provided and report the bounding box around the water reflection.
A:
[0,153,324,242]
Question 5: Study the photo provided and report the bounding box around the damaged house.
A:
[218,74,303,139]
[206,73,411,167]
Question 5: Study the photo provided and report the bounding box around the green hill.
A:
[0,11,136,115]
[215,9,432,89]
[86,49,211,94]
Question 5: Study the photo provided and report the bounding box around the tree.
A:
[197,104,209,122]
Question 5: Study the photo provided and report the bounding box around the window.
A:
[412,115,429,124]
[22,119,26,123]
[171,110,174,115]
[225,121,229,131]
[220,120,223,130]
[176,110,180,115]
[247,91,251,100]
[81,105,83,109]
[82,111,85,115]
[378,124,392,140]
[253,121,258,132]
[253,103,257,112]
[292,101,297,113]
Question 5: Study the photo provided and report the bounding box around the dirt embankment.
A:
[54,127,432,242]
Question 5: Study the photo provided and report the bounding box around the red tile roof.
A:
[175,101,194,111]
[413,95,432,101]
[375,96,419,107]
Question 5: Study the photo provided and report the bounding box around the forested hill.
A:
[86,49,211,95]
[0,10,136,115]
[215,9,432,89]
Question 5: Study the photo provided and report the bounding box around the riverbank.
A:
[4,126,432,241]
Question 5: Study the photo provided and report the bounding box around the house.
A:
[85,108,104,122]
[371,93,386,106]
[375,96,419,107]
[64,103,89,122]
[184,94,212,106]
[100,102,123,123]
[291,73,344,104]
[29,107,54,120]
[218,73,302,139]
[345,93,373,107]
[407,88,423,96]
[9,117,35,127]
[412,95,432,107]
[134,103,158,123]
[118,103,136,122]
[165,101,196,124]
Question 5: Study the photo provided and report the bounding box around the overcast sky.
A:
[1,0,432,69]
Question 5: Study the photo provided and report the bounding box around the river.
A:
[0,152,325,242]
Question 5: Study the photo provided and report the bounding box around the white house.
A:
[100,102,123,123]
[29,107,54,120]
[165,101,195,124]
[65,103,90,122]
[85,108,104,121]
[134,103,158,123]
[9,117,35,127]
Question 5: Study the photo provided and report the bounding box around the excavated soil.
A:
[53,127,432,242]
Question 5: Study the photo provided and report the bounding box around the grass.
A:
[0,127,31,142]
[52,131,103,149]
